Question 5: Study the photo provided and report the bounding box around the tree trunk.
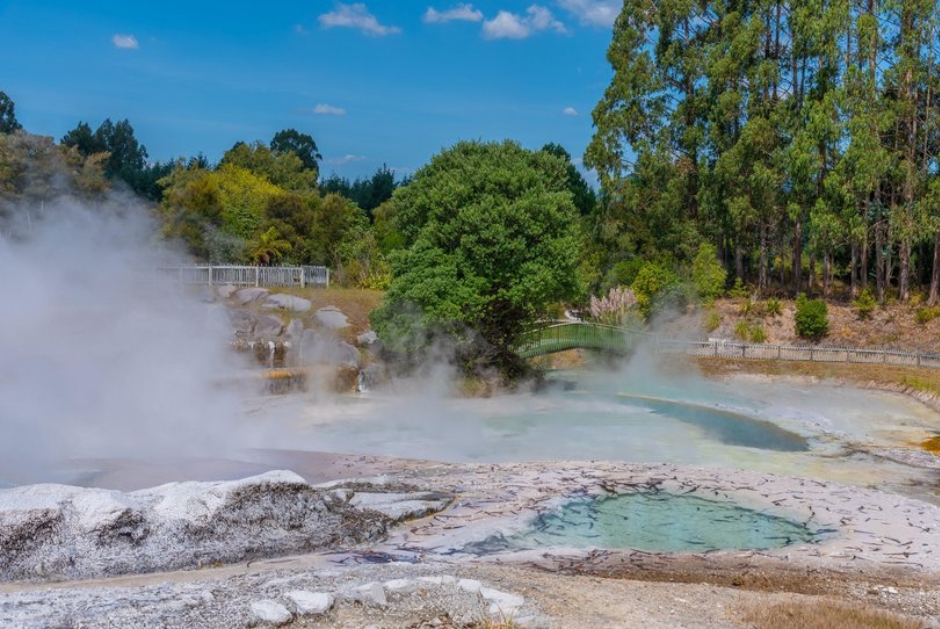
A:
[792,216,802,296]
[875,220,885,303]
[929,231,940,305]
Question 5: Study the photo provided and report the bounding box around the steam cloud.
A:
[0,199,249,486]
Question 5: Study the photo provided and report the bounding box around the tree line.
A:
[586,0,940,305]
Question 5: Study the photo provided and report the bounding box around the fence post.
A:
[208,265,213,287]
[300,268,305,289]
[255,266,260,287]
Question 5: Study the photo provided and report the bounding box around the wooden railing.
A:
[158,265,329,288]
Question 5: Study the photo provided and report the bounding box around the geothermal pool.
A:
[252,369,940,504]
[5,368,938,505]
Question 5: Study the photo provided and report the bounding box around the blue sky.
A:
[0,1,617,181]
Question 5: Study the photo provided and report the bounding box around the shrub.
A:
[765,298,782,316]
[703,308,721,333]
[795,294,829,339]
[589,286,638,326]
[734,320,750,340]
[749,324,767,343]
[854,288,877,320]
[631,262,682,319]
[915,306,940,325]
[691,243,727,303]
[729,278,750,300]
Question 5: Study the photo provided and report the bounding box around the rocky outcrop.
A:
[0,471,451,583]
[264,294,312,313]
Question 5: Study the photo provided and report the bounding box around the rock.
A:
[250,599,293,625]
[227,310,256,335]
[356,582,387,607]
[0,471,392,582]
[298,331,360,368]
[216,284,237,298]
[286,591,334,615]
[480,587,525,617]
[264,294,312,313]
[358,364,388,392]
[254,315,284,339]
[236,287,269,304]
[314,306,350,329]
[285,319,304,343]
[349,491,453,520]
[357,330,378,346]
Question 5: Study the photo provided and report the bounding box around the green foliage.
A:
[603,259,644,292]
[734,320,750,340]
[691,243,727,303]
[915,307,940,325]
[0,91,22,134]
[247,226,291,266]
[703,308,721,333]
[269,128,321,173]
[371,140,582,380]
[631,262,682,320]
[765,298,782,317]
[321,164,402,218]
[854,288,877,320]
[221,140,317,192]
[729,278,750,300]
[749,324,767,343]
[795,294,829,340]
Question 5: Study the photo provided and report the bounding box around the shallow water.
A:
[262,369,940,503]
[462,492,818,554]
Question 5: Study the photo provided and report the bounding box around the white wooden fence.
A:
[655,338,940,369]
[159,265,329,288]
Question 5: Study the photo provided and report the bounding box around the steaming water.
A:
[461,492,818,554]
[250,367,940,504]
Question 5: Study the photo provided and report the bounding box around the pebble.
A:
[250,599,293,625]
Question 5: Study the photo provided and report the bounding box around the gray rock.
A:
[358,364,388,392]
[236,287,269,304]
[228,309,256,335]
[264,294,312,312]
[314,306,349,329]
[286,591,334,615]
[357,330,378,346]
[250,599,293,625]
[254,314,284,339]
[298,331,360,368]
[350,491,453,520]
[285,319,304,343]
[0,470,391,582]
[216,284,237,298]
[480,587,525,617]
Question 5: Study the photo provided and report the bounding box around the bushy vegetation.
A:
[691,243,727,303]
[795,295,829,340]
[915,306,940,325]
[854,288,878,320]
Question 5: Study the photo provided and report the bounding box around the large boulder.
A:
[264,294,312,313]
[314,306,350,330]
[299,331,360,369]
[254,315,284,339]
[235,287,269,304]
[228,310,257,336]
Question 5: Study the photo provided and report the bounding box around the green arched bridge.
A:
[515,321,645,359]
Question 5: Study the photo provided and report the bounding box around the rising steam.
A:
[0,198,248,485]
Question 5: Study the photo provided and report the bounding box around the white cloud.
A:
[556,0,620,27]
[424,3,484,23]
[563,106,578,116]
[312,103,347,116]
[112,34,139,49]
[482,5,566,39]
[326,154,368,165]
[318,3,401,36]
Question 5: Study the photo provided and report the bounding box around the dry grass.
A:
[742,599,922,629]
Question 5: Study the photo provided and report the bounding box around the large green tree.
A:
[370,140,583,380]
